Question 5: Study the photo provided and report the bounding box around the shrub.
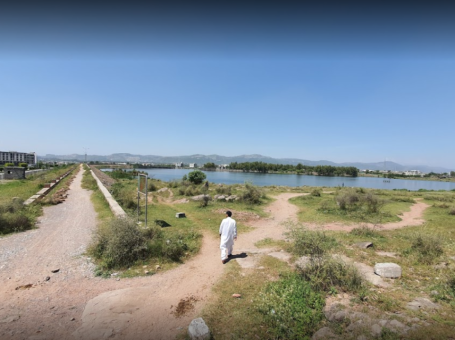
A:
[350,225,383,238]
[336,189,360,210]
[257,272,324,340]
[364,192,385,213]
[19,163,28,169]
[0,198,34,234]
[110,183,137,210]
[287,225,338,258]
[311,188,321,197]
[187,170,206,185]
[200,195,210,207]
[403,234,444,264]
[148,181,157,192]
[241,182,263,205]
[297,257,364,293]
[215,184,232,196]
[89,217,148,269]
[449,207,455,216]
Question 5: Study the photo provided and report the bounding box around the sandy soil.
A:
[0,174,429,340]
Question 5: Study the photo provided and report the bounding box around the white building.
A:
[404,170,421,176]
[189,163,197,168]
[0,151,37,166]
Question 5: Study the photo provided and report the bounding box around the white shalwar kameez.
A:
[219,216,237,260]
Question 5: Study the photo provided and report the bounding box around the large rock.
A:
[374,263,401,278]
[191,194,211,201]
[188,318,210,340]
[406,297,440,311]
[312,327,338,340]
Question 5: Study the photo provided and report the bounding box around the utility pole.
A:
[83,147,89,163]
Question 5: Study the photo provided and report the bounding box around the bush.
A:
[257,272,324,340]
[215,184,232,196]
[110,183,137,210]
[0,198,34,234]
[403,234,444,264]
[449,207,455,216]
[241,182,263,205]
[89,217,148,269]
[287,225,337,258]
[364,192,385,213]
[350,225,383,238]
[148,181,157,192]
[297,257,364,293]
[311,188,321,197]
[187,170,206,185]
[336,189,360,210]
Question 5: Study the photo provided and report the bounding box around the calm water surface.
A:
[112,169,455,191]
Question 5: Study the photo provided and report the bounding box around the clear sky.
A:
[1,2,454,169]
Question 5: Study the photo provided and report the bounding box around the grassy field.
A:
[14,166,451,339]
[0,165,77,205]
[0,165,78,235]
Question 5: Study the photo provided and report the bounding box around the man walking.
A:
[219,210,237,264]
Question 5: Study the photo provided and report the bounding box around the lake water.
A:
[104,168,455,191]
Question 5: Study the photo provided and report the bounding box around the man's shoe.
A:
[222,258,228,264]
[228,254,233,258]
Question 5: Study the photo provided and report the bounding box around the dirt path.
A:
[306,199,430,232]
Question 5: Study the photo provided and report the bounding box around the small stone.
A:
[371,324,382,337]
[232,294,241,298]
[142,265,148,268]
[45,276,50,281]
[70,317,75,321]
[188,317,210,340]
[354,242,373,249]
[144,271,150,275]
[155,265,161,270]
[51,269,60,273]
[311,327,338,340]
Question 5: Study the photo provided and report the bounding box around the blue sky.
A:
[1,2,454,169]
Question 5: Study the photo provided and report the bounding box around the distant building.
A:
[0,151,37,166]
[189,163,197,168]
[404,170,421,176]
[4,166,26,180]
[175,162,183,168]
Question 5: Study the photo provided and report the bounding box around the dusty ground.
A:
[0,170,429,340]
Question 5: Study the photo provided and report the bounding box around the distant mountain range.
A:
[39,153,452,173]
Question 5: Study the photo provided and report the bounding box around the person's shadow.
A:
[225,252,248,263]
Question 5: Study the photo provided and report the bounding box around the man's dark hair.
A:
[226,210,232,217]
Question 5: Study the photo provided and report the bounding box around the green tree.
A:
[203,162,216,169]
[187,170,207,184]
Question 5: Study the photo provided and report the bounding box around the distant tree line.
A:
[227,162,358,177]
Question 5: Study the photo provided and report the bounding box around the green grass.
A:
[0,165,76,205]
[201,256,301,340]
[290,190,415,225]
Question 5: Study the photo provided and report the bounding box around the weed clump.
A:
[0,198,35,234]
[298,257,365,294]
[350,225,383,239]
[287,224,337,257]
[403,233,444,264]
[257,272,324,340]
[241,182,265,205]
[89,217,148,269]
